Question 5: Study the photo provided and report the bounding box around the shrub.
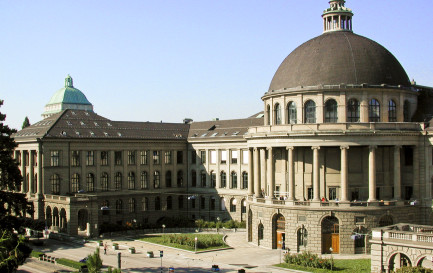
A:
[284,251,334,270]
[56,258,86,270]
[30,251,44,258]
[396,267,433,273]
[86,247,103,273]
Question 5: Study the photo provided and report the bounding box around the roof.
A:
[268,31,410,92]
[45,76,92,106]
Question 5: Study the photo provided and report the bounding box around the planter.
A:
[97,241,103,246]
[129,247,135,254]
[146,251,154,258]
[112,243,119,250]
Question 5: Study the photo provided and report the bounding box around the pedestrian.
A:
[104,243,107,255]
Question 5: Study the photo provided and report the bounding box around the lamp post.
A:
[329,247,333,271]
[162,224,166,236]
[216,217,220,233]
[194,236,198,253]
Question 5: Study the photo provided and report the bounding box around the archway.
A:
[248,209,252,242]
[322,216,339,254]
[60,208,67,232]
[52,207,59,229]
[77,209,89,232]
[417,256,433,269]
[272,214,285,249]
[258,223,264,245]
[45,206,52,228]
[389,253,411,271]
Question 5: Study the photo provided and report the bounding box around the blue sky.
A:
[1,0,432,130]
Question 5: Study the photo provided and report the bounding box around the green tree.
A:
[21,117,30,129]
[86,247,103,273]
[0,100,33,272]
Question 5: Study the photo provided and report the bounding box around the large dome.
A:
[268,31,410,92]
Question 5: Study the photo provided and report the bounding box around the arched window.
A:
[388,100,397,122]
[297,227,308,247]
[347,99,360,122]
[101,172,108,191]
[71,173,80,193]
[230,198,237,212]
[142,197,148,211]
[128,198,136,212]
[231,171,237,189]
[369,99,380,122]
[288,102,297,124]
[115,172,122,190]
[155,196,161,210]
[403,100,411,122]
[178,196,184,209]
[165,171,172,187]
[200,170,206,187]
[325,99,338,123]
[50,174,60,194]
[258,223,264,240]
[304,100,316,123]
[127,171,135,190]
[220,171,227,188]
[242,171,248,189]
[101,200,109,215]
[241,199,246,213]
[116,199,122,214]
[274,103,281,125]
[177,170,183,187]
[140,171,148,189]
[167,196,173,210]
[86,173,95,192]
[210,197,216,210]
[153,171,160,188]
[266,105,271,125]
[220,197,226,211]
[210,171,216,188]
[191,170,197,187]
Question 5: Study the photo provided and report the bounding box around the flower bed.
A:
[284,251,333,270]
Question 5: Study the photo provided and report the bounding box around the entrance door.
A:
[277,231,285,249]
[331,234,340,253]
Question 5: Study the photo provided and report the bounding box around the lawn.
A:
[276,259,371,273]
[138,233,228,252]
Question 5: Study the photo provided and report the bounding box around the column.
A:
[413,145,420,199]
[29,150,34,194]
[393,146,402,200]
[340,146,349,202]
[267,147,275,199]
[281,147,287,197]
[21,150,26,193]
[287,147,295,201]
[260,148,266,196]
[216,149,220,188]
[37,148,42,195]
[312,147,320,201]
[248,148,254,196]
[368,146,377,202]
[253,148,260,198]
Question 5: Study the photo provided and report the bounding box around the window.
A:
[155,197,161,210]
[191,151,196,164]
[221,150,227,164]
[274,103,281,125]
[166,171,172,187]
[369,99,380,122]
[167,196,173,210]
[242,150,248,164]
[177,151,183,164]
[325,99,338,123]
[115,172,122,190]
[328,187,337,200]
[258,224,264,240]
[307,187,314,200]
[71,173,80,193]
[242,172,248,189]
[164,151,172,164]
[266,105,271,125]
[220,197,226,211]
[220,171,226,188]
[128,172,135,190]
[86,151,94,166]
[288,102,297,124]
[50,174,60,194]
[142,197,149,211]
[200,196,205,209]
[210,150,217,164]
[153,151,160,165]
[297,227,308,247]
[86,173,95,192]
[191,170,197,187]
[71,151,80,166]
[200,150,206,164]
[50,151,59,166]
[388,100,397,122]
[403,100,411,122]
[140,171,148,189]
[241,199,246,213]
[230,198,237,212]
[101,200,109,215]
[304,100,316,123]
[210,197,216,210]
[210,171,216,188]
[404,146,413,166]
[231,150,238,164]
[116,200,122,214]
[178,196,184,209]
[101,172,108,191]
[140,150,148,165]
[100,151,108,166]
[128,151,136,165]
[200,170,206,187]
[115,151,122,165]
[153,171,160,188]
[347,99,360,122]
[128,198,136,212]
[177,171,183,187]
[230,171,237,189]
[191,199,196,209]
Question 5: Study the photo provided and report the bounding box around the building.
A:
[13,0,433,255]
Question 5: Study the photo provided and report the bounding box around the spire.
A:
[65,75,74,88]
[322,0,354,33]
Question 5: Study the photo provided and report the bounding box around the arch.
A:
[50,174,60,195]
[230,171,237,189]
[321,216,340,254]
[177,170,183,187]
[100,172,109,191]
[128,171,135,190]
[86,173,95,192]
[287,101,297,124]
[165,171,172,187]
[266,104,271,125]
[258,222,264,244]
[324,99,338,123]
[304,100,316,123]
[115,172,122,190]
[274,103,282,125]
[45,206,52,228]
[272,213,285,249]
[229,198,237,212]
[71,173,80,193]
[369,99,380,122]
[378,215,394,227]
[388,99,397,122]
[60,208,67,231]
[403,100,411,122]
[347,98,360,122]
[388,252,412,271]
[297,226,308,252]
[77,209,88,231]
[416,255,433,268]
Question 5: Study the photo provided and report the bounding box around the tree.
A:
[0,100,33,272]
[21,117,30,129]
[86,247,103,273]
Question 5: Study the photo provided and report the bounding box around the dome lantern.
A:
[322,0,353,33]
[65,75,74,87]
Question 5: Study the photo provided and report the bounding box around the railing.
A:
[256,198,266,203]
[389,232,413,241]
[294,201,310,206]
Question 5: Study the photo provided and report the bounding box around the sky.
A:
[1,0,432,130]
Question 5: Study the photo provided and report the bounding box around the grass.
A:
[138,233,228,251]
[276,259,371,273]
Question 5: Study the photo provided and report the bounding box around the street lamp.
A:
[162,224,166,236]
[194,236,198,253]
[216,217,221,233]
[329,247,333,271]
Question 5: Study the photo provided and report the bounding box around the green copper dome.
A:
[46,75,92,106]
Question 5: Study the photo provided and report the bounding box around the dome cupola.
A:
[322,0,353,33]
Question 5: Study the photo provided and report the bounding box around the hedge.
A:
[56,258,86,270]
[30,251,44,258]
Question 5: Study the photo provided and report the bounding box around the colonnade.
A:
[15,149,43,195]
[247,145,417,203]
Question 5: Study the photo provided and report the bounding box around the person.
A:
[321,196,326,202]
[104,243,107,255]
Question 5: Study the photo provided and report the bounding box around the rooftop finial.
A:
[65,75,73,87]
[322,0,354,33]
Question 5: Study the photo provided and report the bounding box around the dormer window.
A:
[107,122,112,127]
[80,121,85,126]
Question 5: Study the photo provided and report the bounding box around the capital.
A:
[311,146,321,150]
[340,146,350,150]
[369,145,377,150]
[266,147,273,151]
[286,146,294,151]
